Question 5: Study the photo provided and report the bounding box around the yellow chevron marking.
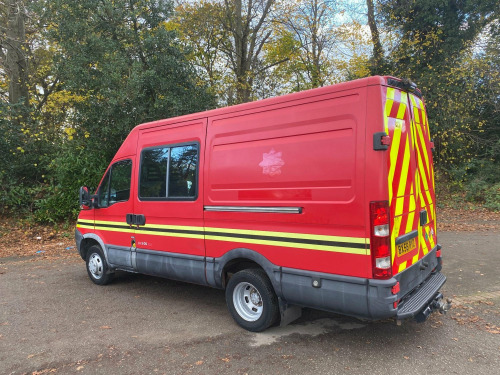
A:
[409,184,416,211]
[427,203,434,223]
[398,261,407,273]
[412,253,419,264]
[385,88,396,135]
[395,135,411,217]
[388,127,402,203]
[415,133,433,208]
[396,102,407,119]
[406,211,415,234]
[416,117,431,179]
[426,226,436,249]
[391,216,402,262]
[409,94,416,108]
[387,87,395,100]
[421,231,429,255]
[413,106,421,124]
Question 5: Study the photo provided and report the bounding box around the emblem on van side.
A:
[259,149,284,176]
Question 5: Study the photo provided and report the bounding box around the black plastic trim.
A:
[395,230,418,245]
[373,131,389,150]
[386,78,423,98]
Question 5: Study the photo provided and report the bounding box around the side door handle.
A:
[135,214,146,226]
[126,213,146,226]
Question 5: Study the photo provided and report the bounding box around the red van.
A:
[76,76,449,332]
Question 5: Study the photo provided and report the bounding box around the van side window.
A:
[140,143,198,200]
[98,159,132,207]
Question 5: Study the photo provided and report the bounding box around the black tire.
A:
[86,245,113,285]
[225,269,279,332]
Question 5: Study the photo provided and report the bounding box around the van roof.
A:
[113,75,416,160]
[136,76,391,130]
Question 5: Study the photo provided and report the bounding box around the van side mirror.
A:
[79,186,92,210]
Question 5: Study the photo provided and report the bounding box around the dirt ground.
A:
[0,208,499,375]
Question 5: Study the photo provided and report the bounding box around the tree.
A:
[366,0,383,73]
[278,0,339,89]
[1,0,29,106]
[173,1,230,102]
[221,0,278,103]
[25,0,216,221]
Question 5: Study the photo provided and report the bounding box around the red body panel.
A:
[77,75,437,282]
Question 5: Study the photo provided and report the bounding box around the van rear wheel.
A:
[86,245,113,285]
[226,269,279,332]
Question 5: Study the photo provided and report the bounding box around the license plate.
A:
[397,237,417,256]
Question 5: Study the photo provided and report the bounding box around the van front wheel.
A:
[86,245,113,285]
[226,269,279,332]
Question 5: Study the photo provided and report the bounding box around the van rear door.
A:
[383,85,419,275]
[408,93,437,261]
[383,83,438,276]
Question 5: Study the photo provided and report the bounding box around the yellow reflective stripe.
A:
[145,223,205,231]
[96,227,134,234]
[87,220,369,254]
[204,235,368,255]
[204,226,367,244]
[412,253,419,264]
[135,229,204,240]
[77,219,94,224]
[94,220,126,226]
[76,223,94,229]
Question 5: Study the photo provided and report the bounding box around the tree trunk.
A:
[5,0,29,106]
[223,0,275,104]
[366,0,383,72]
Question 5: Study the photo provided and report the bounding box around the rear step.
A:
[397,272,447,320]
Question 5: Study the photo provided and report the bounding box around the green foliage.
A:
[374,1,499,208]
[1,0,215,223]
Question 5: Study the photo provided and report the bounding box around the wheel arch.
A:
[214,248,282,298]
[79,233,110,265]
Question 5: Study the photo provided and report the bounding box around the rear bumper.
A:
[280,247,446,321]
[75,228,85,260]
[396,272,446,320]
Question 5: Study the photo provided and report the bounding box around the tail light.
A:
[370,201,392,279]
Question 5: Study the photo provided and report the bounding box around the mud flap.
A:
[278,298,302,327]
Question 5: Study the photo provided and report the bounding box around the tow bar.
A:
[414,293,452,323]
